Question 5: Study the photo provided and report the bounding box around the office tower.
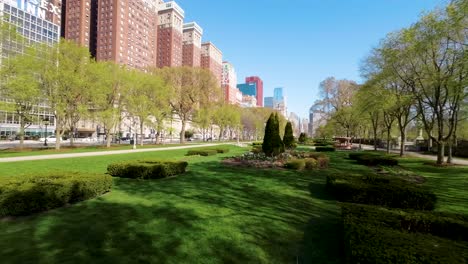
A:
[222,61,242,104]
[201,42,222,85]
[264,97,273,108]
[157,1,184,67]
[182,22,202,67]
[245,76,263,107]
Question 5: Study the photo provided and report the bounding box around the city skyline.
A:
[176,0,445,118]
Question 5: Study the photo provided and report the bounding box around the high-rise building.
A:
[241,95,257,108]
[182,22,202,67]
[222,61,242,104]
[201,42,222,85]
[264,97,273,108]
[157,1,184,68]
[62,0,98,56]
[245,76,263,107]
[237,82,257,97]
[273,87,287,117]
[0,0,62,138]
[95,0,160,69]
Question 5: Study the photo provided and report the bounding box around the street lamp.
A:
[43,117,50,146]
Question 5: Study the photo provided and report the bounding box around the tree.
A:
[161,67,221,144]
[36,40,94,150]
[283,121,295,149]
[262,113,284,156]
[298,132,307,144]
[0,47,41,149]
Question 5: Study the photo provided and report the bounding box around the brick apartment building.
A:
[201,42,222,86]
[182,22,202,67]
[157,1,184,68]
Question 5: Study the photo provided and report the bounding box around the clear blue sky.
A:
[177,0,446,119]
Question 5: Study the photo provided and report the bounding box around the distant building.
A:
[201,42,223,85]
[182,22,203,67]
[264,97,274,108]
[157,1,185,68]
[241,95,257,108]
[245,76,263,107]
[288,112,301,136]
[237,82,257,97]
[222,61,241,104]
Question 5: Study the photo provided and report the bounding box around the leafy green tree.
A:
[283,121,295,149]
[0,47,41,149]
[298,132,307,144]
[262,113,285,156]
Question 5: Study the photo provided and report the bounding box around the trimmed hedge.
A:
[349,152,398,166]
[315,146,335,152]
[284,159,306,170]
[107,160,188,179]
[342,203,468,263]
[186,149,218,156]
[326,174,436,210]
[342,203,468,241]
[0,172,112,217]
[343,219,468,264]
[211,148,230,154]
[304,158,318,169]
[252,142,263,146]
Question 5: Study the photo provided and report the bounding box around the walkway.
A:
[0,143,232,163]
[361,144,468,166]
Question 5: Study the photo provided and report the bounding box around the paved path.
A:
[361,144,468,166]
[0,143,235,163]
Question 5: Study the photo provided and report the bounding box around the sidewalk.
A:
[361,144,468,166]
[0,143,230,163]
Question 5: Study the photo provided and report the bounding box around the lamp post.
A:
[43,117,49,146]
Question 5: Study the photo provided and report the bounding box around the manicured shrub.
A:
[284,159,305,170]
[262,112,284,156]
[349,152,398,166]
[186,149,218,156]
[0,172,112,217]
[304,158,318,170]
[252,142,263,146]
[298,133,307,144]
[326,174,436,210]
[210,148,229,154]
[343,218,468,264]
[251,146,262,154]
[342,203,468,242]
[107,160,188,179]
[283,121,296,149]
[315,146,335,152]
[316,156,330,169]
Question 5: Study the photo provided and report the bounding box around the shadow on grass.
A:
[0,159,343,263]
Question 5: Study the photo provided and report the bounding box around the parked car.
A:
[39,135,68,143]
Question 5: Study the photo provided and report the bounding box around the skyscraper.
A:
[62,0,98,56]
[182,22,202,67]
[97,0,160,69]
[157,1,184,68]
[222,61,242,104]
[245,76,263,107]
[201,42,222,85]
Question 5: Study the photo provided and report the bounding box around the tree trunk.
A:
[386,128,391,154]
[447,142,453,164]
[399,129,406,157]
[218,128,223,142]
[19,115,25,150]
[180,119,186,144]
[106,131,112,148]
[140,119,144,146]
[436,141,445,165]
[70,126,75,147]
[373,126,378,151]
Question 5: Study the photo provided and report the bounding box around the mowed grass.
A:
[0,142,210,158]
[0,145,342,264]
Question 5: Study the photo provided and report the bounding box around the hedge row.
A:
[342,204,468,263]
[186,148,230,156]
[315,146,335,152]
[342,203,468,241]
[107,160,188,179]
[326,173,436,210]
[349,152,398,166]
[0,173,112,217]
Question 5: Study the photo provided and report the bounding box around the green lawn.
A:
[0,142,212,158]
[0,145,342,264]
[0,147,466,263]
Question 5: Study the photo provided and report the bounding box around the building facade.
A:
[201,42,222,85]
[0,0,62,138]
[157,1,184,68]
[62,0,97,56]
[264,96,273,108]
[222,61,242,104]
[94,0,160,69]
[245,76,263,107]
[182,21,202,67]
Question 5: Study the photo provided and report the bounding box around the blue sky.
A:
[177,0,446,119]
